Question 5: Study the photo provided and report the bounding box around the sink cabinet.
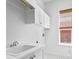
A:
[33,49,43,59]
[23,49,43,59]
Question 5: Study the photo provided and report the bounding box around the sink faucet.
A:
[10,41,19,47]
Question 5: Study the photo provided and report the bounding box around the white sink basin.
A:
[6,45,44,58]
[7,45,35,54]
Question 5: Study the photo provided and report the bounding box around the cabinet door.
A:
[34,50,43,59]
[35,5,50,28]
[39,7,50,28]
[45,14,50,28]
[35,6,44,26]
[35,7,40,24]
[39,9,43,25]
[41,10,45,27]
[38,7,45,27]
[43,11,46,28]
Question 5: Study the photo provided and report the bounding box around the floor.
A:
[44,53,72,59]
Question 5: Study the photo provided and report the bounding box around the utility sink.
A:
[7,45,35,54]
[6,45,36,57]
[6,45,44,58]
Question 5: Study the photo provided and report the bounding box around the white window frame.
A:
[58,8,72,46]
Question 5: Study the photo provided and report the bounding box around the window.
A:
[59,8,72,46]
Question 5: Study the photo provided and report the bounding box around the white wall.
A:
[6,0,45,47]
[44,0,72,57]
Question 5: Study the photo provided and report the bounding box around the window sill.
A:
[59,43,72,46]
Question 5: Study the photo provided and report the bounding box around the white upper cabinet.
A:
[35,6,40,25]
[44,13,50,28]
[35,5,50,29]
[38,6,50,29]
[19,0,50,29]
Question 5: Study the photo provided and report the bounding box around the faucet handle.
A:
[13,41,19,46]
[10,41,19,47]
[36,41,39,44]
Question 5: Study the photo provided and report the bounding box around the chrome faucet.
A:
[10,41,19,47]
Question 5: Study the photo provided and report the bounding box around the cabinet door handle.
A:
[39,19,42,24]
